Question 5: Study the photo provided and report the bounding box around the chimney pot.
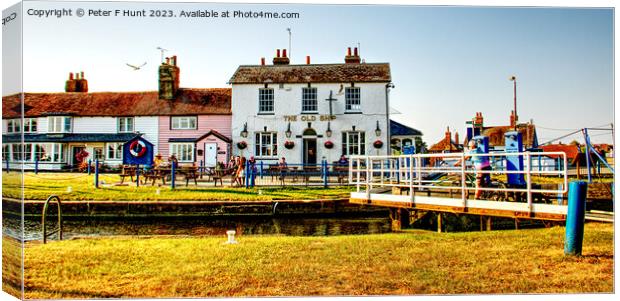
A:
[261,57,265,65]
[306,55,310,64]
[165,57,170,64]
[347,47,352,56]
[282,49,287,58]
[354,47,358,56]
[276,49,281,58]
[172,55,177,66]
[80,71,84,79]
[69,72,73,80]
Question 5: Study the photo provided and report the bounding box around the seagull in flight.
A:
[126,62,147,71]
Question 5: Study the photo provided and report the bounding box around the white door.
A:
[204,143,217,167]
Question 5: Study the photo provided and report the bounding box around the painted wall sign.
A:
[284,115,336,122]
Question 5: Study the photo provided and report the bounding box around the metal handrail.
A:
[42,195,63,244]
[349,151,569,211]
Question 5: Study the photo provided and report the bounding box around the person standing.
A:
[248,156,258,187]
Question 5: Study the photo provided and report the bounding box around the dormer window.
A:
[48,116,72,133]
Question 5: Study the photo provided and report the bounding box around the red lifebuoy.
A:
[129,140,147,157]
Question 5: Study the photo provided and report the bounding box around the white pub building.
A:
[229,47,393,165]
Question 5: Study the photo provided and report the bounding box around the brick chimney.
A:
[454,131,459,145]
[474,112,484,127]
[273,48,290,65]
[65,72,76,92]
[66,71,88,92]
[510,110,518,128]
[76,71,88,92]
[445,126,451,141]
[159,55,180,100]
[345,47,361,64]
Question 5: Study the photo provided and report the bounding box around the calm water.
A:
[2,215,392,241]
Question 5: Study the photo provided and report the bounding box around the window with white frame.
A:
[170,143,195,162]
[34,143,64,163]
[11,144,22,161]
[48,116,72,133]
[171,116,197,130]
[118,117,134,133]
[106,143,123,160]
[258,88,274,113]
[2,144,9,161]
[93,147,104,161]
[6,119,20,133]
[342,131,365,156]
[255,132,278,157]
[345,87,361,112]
[301,87,318,112]
[23,118,37,133]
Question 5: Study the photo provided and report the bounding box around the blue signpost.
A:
[504,131,525,186]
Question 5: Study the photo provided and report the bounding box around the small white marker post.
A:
[225,230,238,244]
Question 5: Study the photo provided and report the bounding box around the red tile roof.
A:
[540,144,580,161]
[429,136,462,152]
[2,88,231,118]
[229,63,391,84]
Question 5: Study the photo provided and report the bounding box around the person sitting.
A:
[153,153,163,168]
[338,155,349,166]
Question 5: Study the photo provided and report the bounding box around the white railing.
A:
[349,151,568,210]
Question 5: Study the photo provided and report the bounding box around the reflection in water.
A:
[2,215,391,241]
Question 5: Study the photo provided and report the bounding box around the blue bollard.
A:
[5,160,9,173]
[35,158,39,174]
[136,164,140,187]
[94,159,99,188]
[323,160,328,188]
[260,161,264,179]
[171,162,176,189]
[245,160,249,189]
[564,181,588,256]
[87,159,91,175]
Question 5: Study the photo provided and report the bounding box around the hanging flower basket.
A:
[284,141,295,149]
[373,140,384,149]
[237,141,247,150]
[324,140,334,149]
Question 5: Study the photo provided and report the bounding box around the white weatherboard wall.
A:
[135,117,159,154]
[73,117,117,133]
[232,82,389,164]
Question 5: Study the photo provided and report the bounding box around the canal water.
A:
[2,215,392,241]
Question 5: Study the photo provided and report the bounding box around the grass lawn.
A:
[16,222,614,298]
[2,172,354,201]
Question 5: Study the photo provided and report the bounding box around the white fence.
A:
[349,151,569,213]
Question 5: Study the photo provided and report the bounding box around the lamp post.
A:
[509,75,517,130]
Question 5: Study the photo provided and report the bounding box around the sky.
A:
[1,0,615,146]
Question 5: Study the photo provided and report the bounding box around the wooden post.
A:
[390,208,401,231]
[437,213,442,233]
[486,216,492,231]
[514,218,519,230]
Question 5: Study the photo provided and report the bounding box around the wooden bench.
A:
[212,169,224,187]
[119,165,136,184]
[183,167,199,187]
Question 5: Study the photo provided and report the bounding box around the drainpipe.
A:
[385,83,395,155]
